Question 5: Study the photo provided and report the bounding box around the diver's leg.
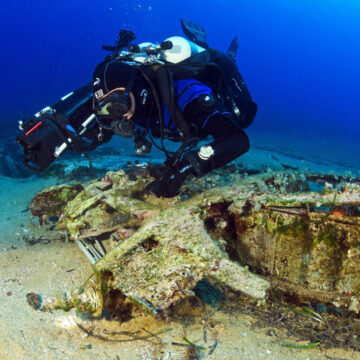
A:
[180,19,209,49]
[211,49,252,100]
[226,36,239,62]
[210,49,257,128]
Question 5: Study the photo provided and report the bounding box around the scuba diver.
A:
[16,19,257,197]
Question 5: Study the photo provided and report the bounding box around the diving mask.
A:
[95,88,136,138]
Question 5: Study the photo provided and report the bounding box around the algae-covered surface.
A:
[29,168,360,318]
[1,141,360,360]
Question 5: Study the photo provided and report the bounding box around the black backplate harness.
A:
[138,64,200,169]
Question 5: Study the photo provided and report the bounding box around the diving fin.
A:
[226,35,239,62]
[180,18,209,49]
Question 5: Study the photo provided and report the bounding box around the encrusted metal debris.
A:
[28,168,360,316]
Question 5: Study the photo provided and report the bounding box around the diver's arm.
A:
[181,95,249,173]
[133,128,152,156]
[181,110,249,180]
[146,99,249,198]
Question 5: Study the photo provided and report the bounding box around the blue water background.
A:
[1,0,359,167]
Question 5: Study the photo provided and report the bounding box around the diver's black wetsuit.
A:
[92,51,255,197]
[134,79,251,198]
[182,96,250,174]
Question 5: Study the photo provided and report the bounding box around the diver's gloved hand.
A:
[146,158,194,198]
[134,129,152,156]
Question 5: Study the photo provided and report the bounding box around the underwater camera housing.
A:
[17,83,110,172]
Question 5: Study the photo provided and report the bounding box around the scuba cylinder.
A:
[161,36,205,64]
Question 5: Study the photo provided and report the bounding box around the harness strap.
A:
[155,66,193,140]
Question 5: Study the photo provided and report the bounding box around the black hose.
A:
[138,68,175,159]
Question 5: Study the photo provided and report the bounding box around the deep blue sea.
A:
[1,3,360,358]
[0,0,359,171]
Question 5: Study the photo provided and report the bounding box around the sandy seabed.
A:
[0,133,359,360]
[1,243,358,360]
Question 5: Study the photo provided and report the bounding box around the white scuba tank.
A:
[136,36,205,64]
[161,36,205,63]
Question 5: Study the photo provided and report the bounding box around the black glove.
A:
[146,158,194,198]
[134,129,152,156]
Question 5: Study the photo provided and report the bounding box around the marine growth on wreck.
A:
[27,168,360,320]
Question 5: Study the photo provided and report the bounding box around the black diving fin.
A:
[226,35,239,62]
[180,18,209,49]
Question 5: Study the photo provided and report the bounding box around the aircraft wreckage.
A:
[27,168,360,318]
